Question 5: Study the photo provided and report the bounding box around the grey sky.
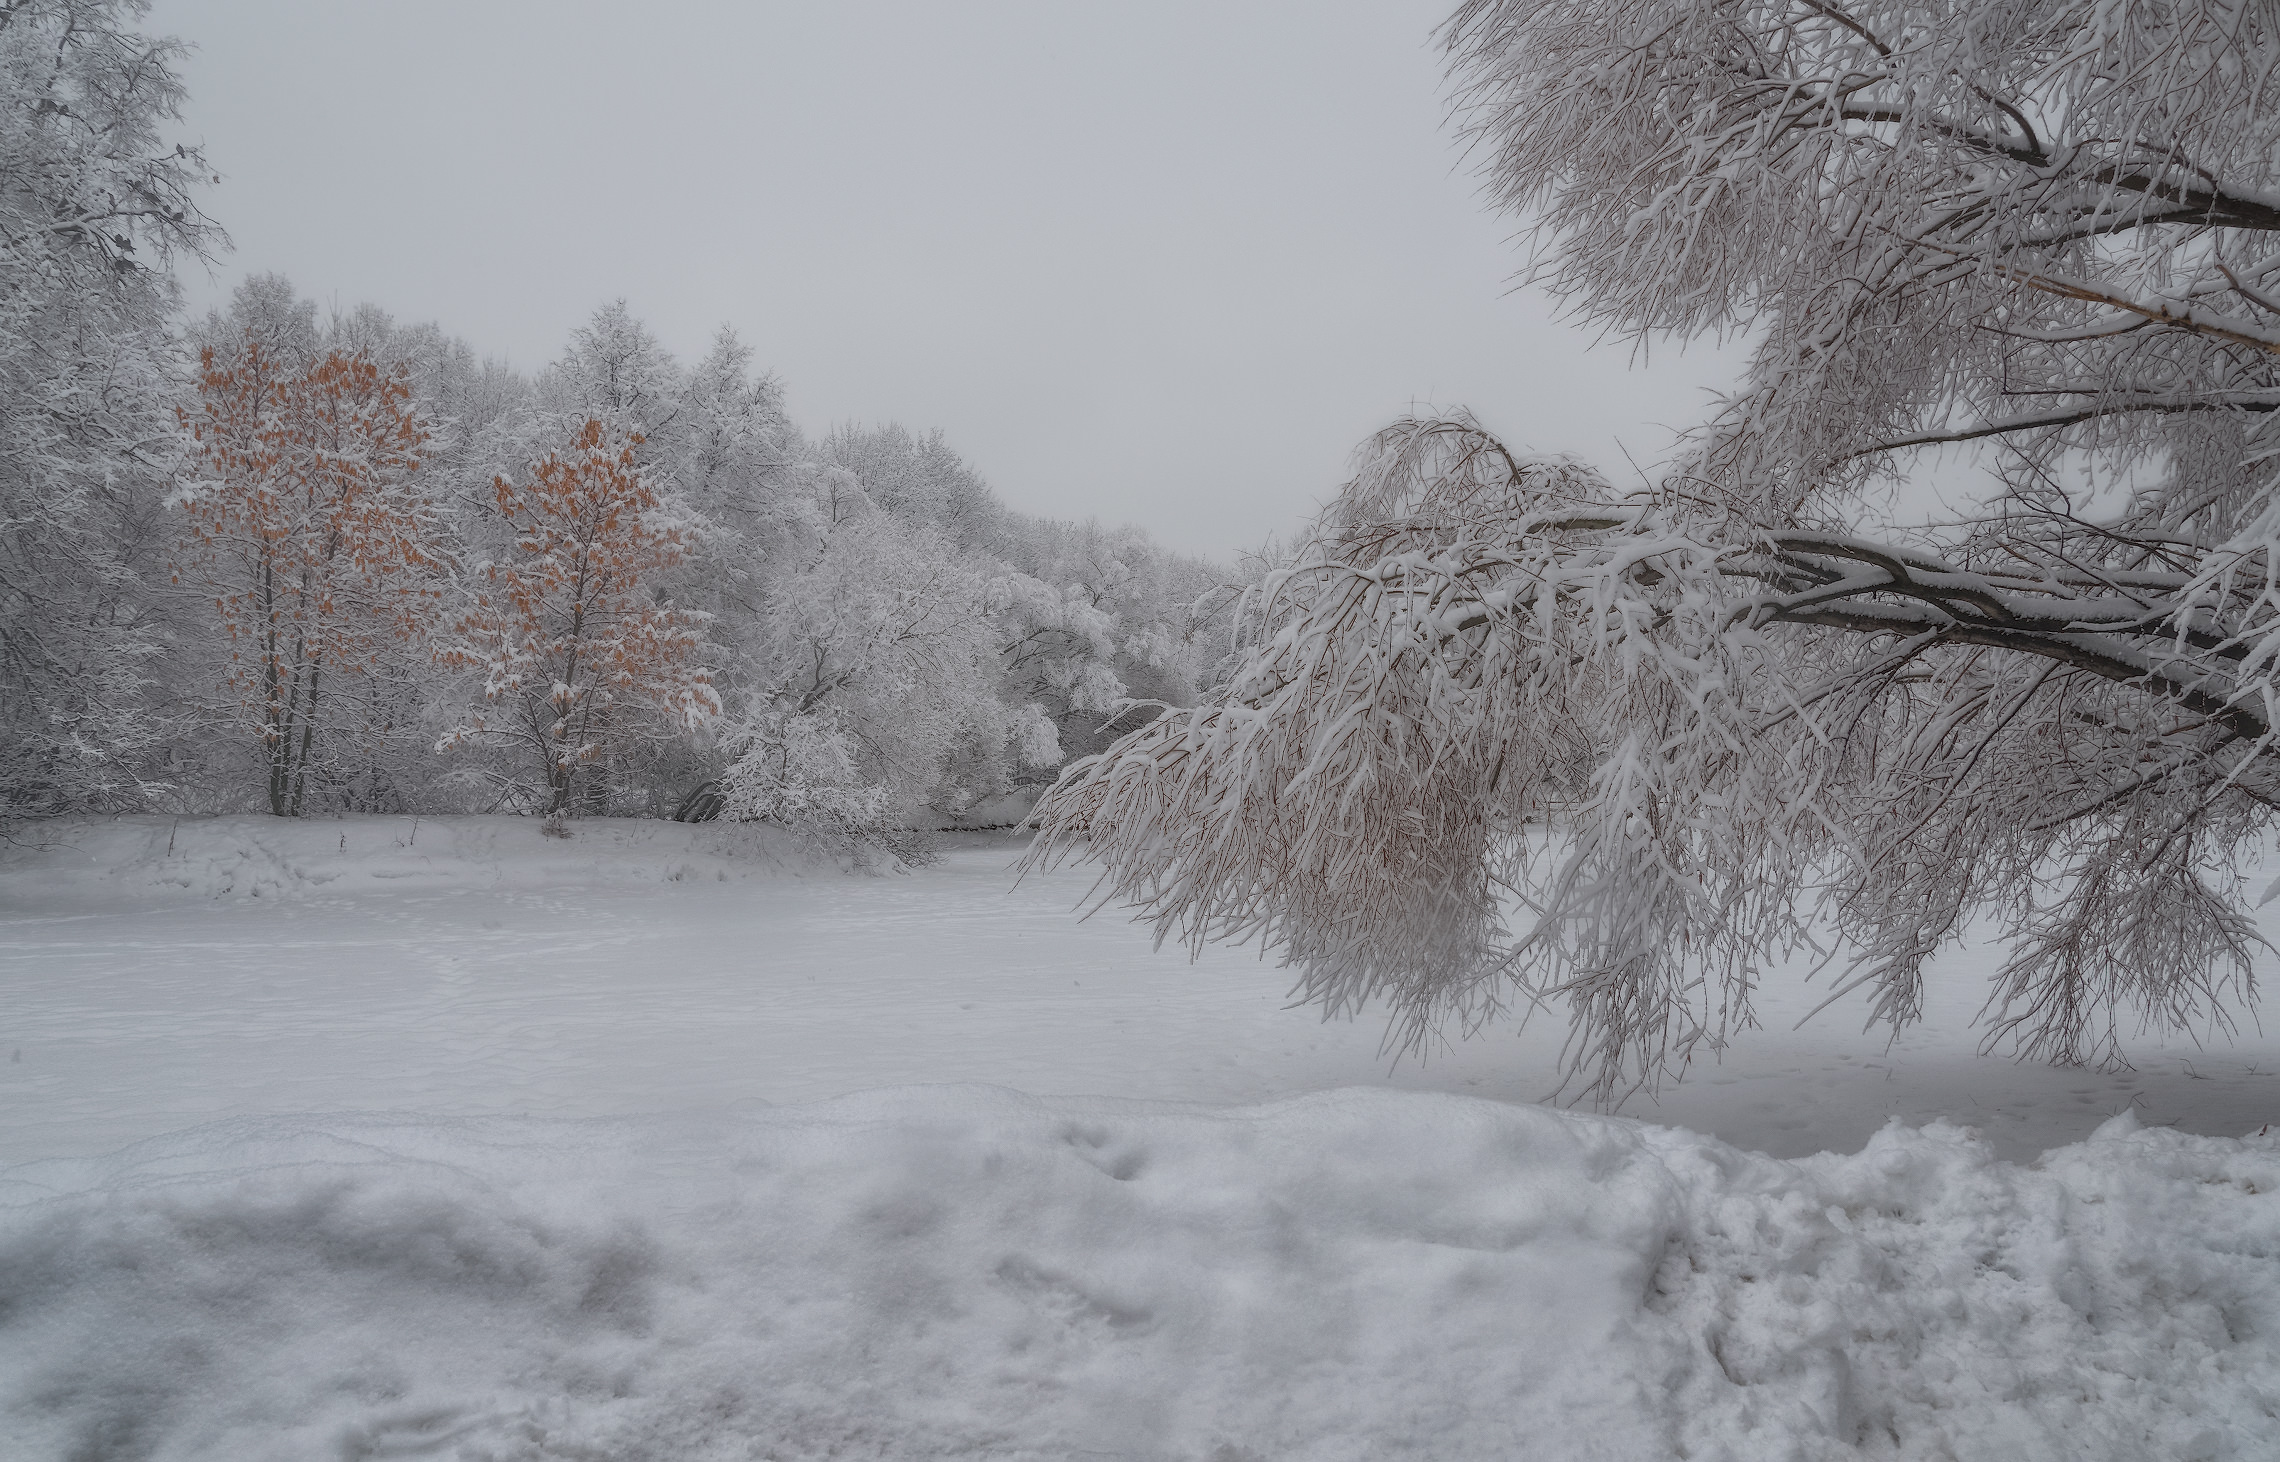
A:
[148,0,1737,559]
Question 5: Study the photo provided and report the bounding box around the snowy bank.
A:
[2,1089,2274,1461]
[0,815,882,908]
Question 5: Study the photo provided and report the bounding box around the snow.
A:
[3,816,2278,1459]
[4,816,2270,1164]
[6,1095,2276,1460]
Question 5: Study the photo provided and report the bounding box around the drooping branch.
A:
[1765,601,2270,745]
[1036,2,2280,1100]
[1842,398,2280,461]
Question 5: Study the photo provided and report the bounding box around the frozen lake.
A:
[2,815,2272,1163]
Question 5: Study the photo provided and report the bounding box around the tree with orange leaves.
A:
[176,342,437,817]
[438,419,718,816]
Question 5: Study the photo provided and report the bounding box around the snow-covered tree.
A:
[820,423,1010,561]
[0,0,218,819]
[663,329,802,698]
[437,419,717,815]
[175,336,438,816]
[163,283,512,815]
[999,518,1242,766]
[716,706,896,847]
[1031,0,2280,1100]
[717,458,1038,838]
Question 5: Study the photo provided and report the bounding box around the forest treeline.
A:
[0,1,1238,841]
[21,269,1243,840]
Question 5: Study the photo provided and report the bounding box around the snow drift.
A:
[3,1089,2273,1461]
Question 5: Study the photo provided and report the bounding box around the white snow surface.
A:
[3,815,2278,1460]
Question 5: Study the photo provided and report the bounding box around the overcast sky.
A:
[146,0,1738,559]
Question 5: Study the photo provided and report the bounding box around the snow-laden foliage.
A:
[716,708,897,847]
[1033,0,2280,1098]
[719,477,1015,824]
[0,0,218,819]
[120,286,1234,829]
[1447,0,2280,508]
[436,419,718,816]
[160,281,477,816]
[174,339,440,817]
[1001,518,1242,765]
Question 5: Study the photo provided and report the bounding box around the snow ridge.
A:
[2,1090,2272,1461]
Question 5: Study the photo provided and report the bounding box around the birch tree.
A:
[1031,0,2280,1100]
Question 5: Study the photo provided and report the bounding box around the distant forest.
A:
[2,6,1239,842]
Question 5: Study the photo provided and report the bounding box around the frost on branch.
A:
[1445,0,2280,508]
[1031,411,2271,1104]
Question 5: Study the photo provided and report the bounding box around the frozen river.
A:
[2,815,2271,1162]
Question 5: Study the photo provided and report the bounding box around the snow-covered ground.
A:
[3,816,2276,1459]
